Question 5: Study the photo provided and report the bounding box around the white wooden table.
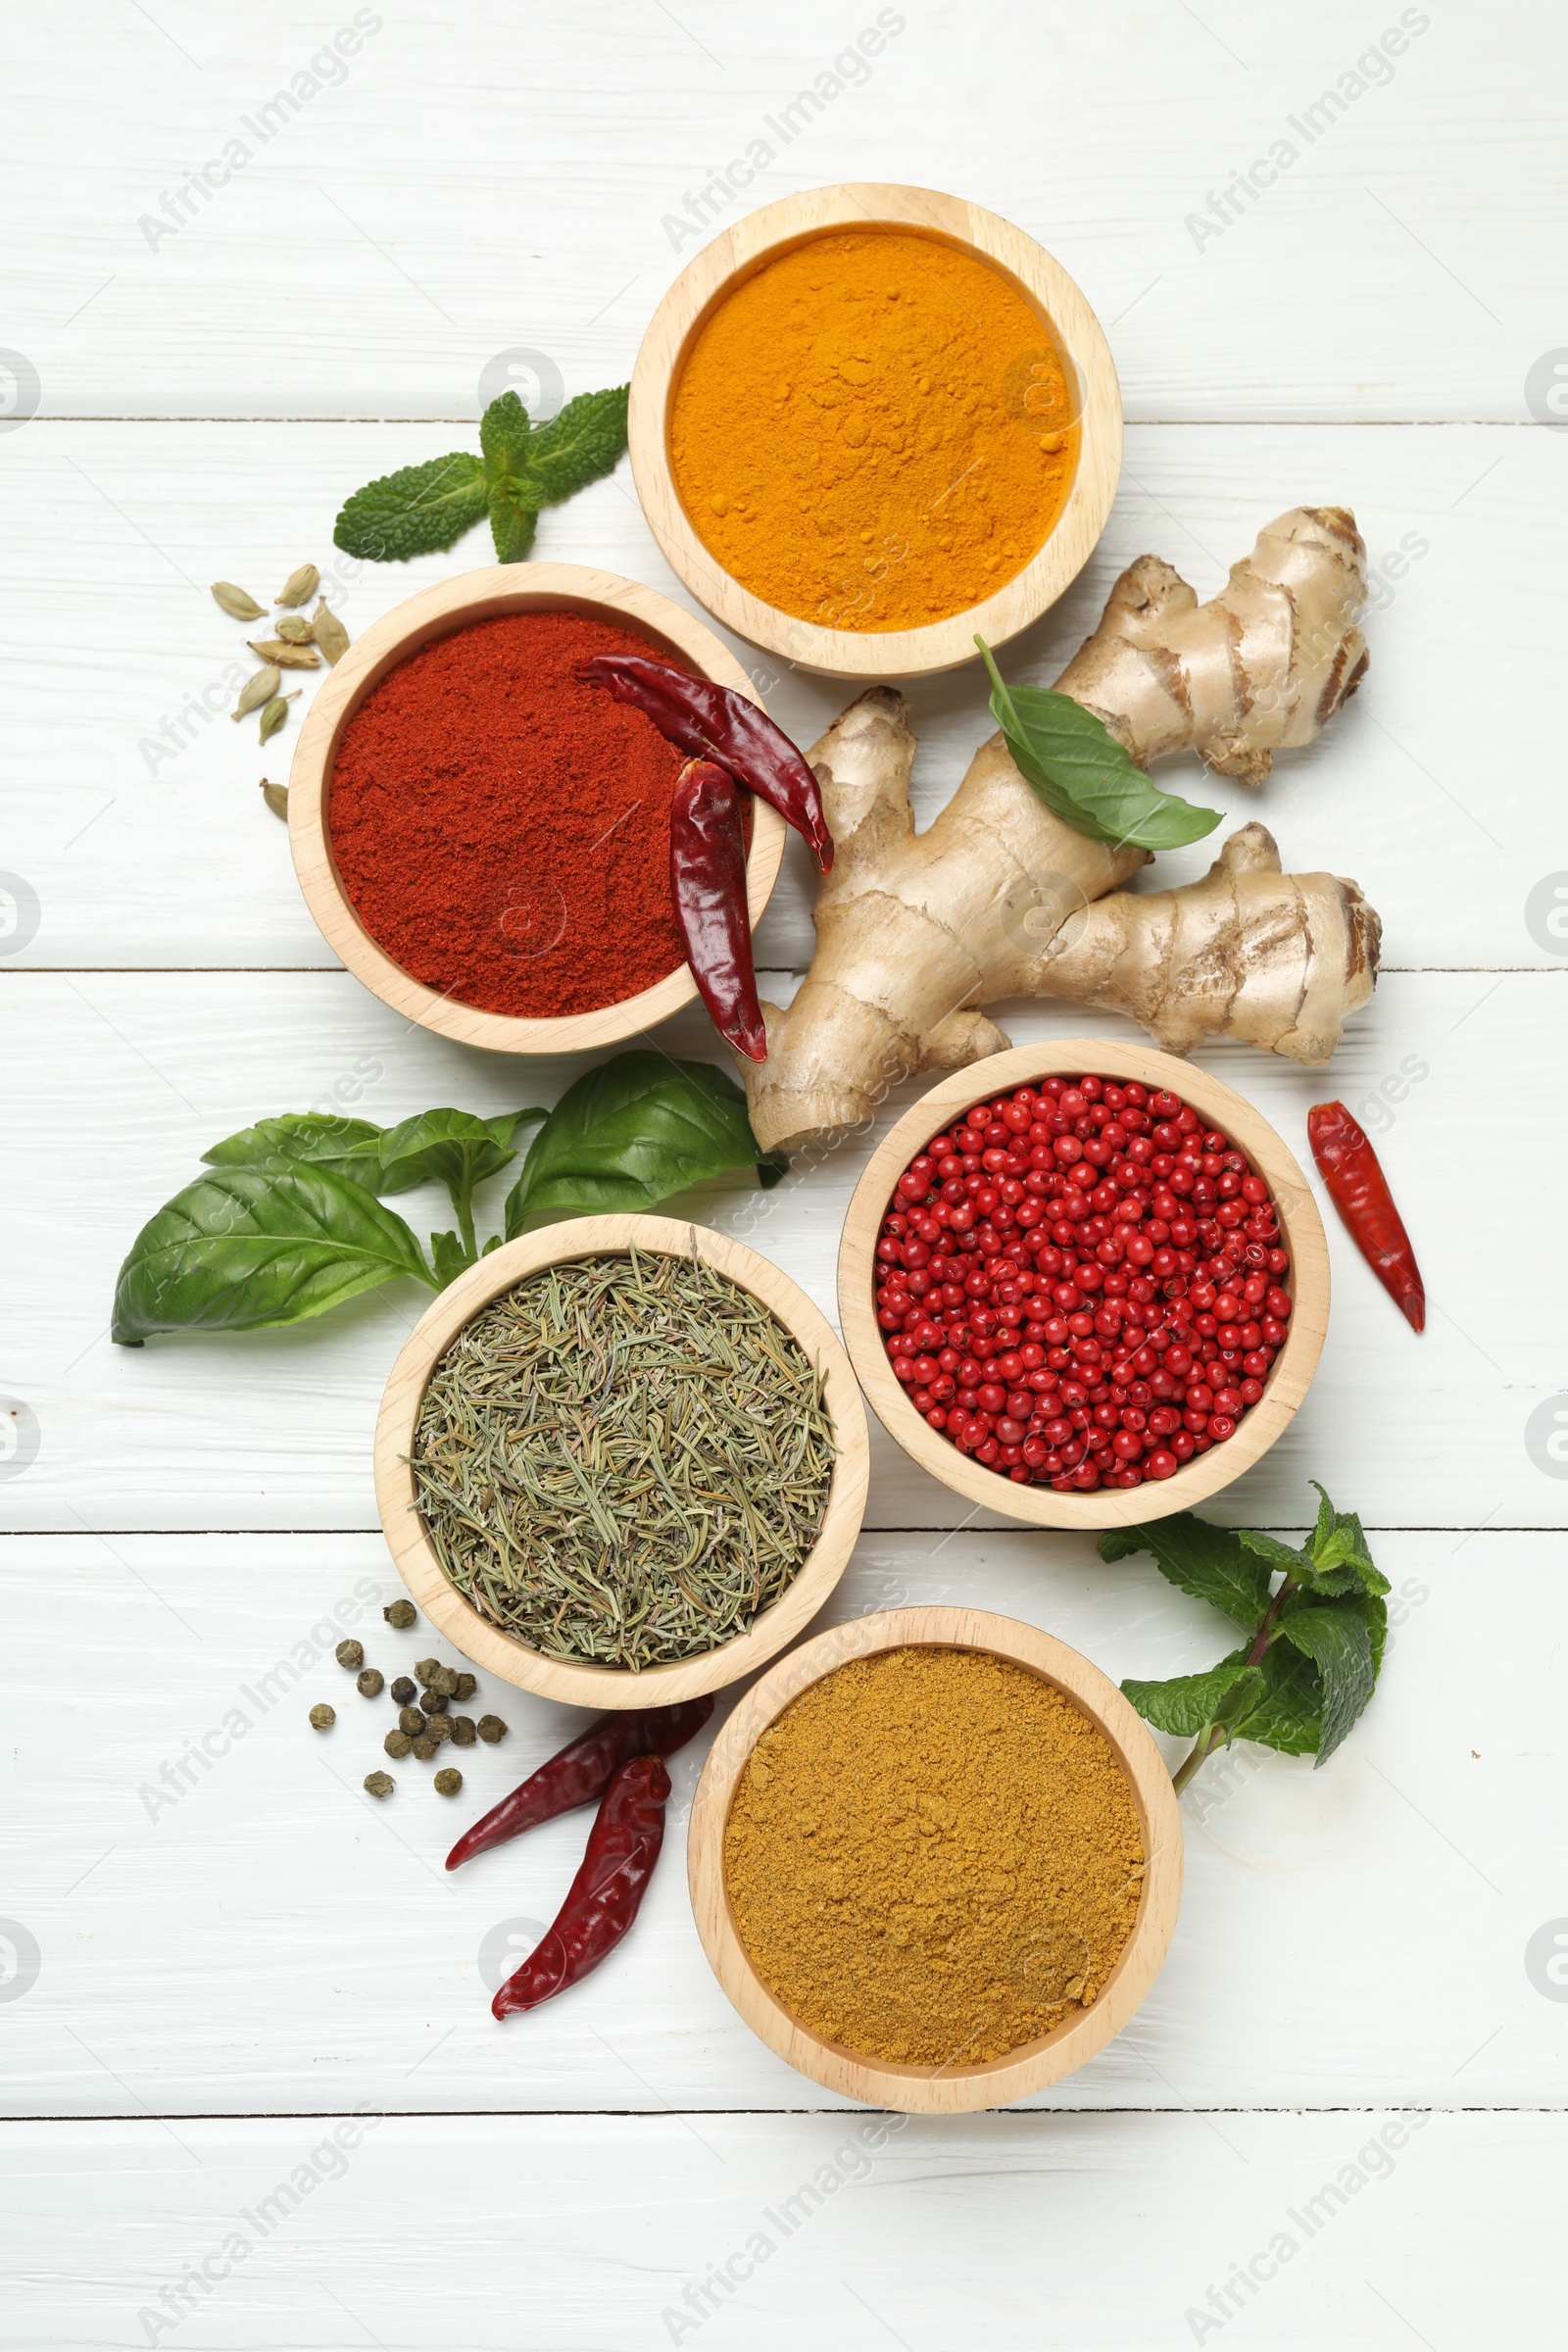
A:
[3,3,1565,2344]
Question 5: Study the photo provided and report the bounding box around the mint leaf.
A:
[1238,1528,1312,1576]
[1227,1643,1324,1758]
[1100,1514,1272,1630]
[522,383,630,504]
[1305,1481,1389,1595]
[1122,1648,1257,1737]
[480,390,544,564]
[488,491,540,564]
[333,452,488,562]
[1276,1605,1376,1765]
[977,639,1222,851]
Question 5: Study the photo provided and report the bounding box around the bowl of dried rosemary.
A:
[373,1214,870,1707]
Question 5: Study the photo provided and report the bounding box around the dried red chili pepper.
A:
[1307,1101,1425,1333]
[491,1753,671,2019]
[576,653,834,871]
[669,758,767,1061]
[445,1697,710,1872]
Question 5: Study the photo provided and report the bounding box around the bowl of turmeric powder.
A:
[629,183,1122,680]
[687,1606,1182,2113]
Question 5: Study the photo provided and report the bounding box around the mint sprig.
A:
[976,635,1222,852]
[333,383,629,566]
[1104,1485,1390,1788]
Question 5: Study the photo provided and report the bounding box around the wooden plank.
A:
[4,1,1561,419]
[0,419,1554,973]
[0,2111,1559,2347]
[0,971,1557,1533]
[0,1530,1555,2117]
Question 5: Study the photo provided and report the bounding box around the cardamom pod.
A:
[275,614,315,644]
[230,665,281,720]
[247,638,321,668]
[275,563,319,609]
[313,597,351,665]
[258,690,300,744]
[211,580,266,621]
[260,780,289,819]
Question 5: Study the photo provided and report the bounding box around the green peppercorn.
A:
[418,1691,442,1717]
[364,1771,395,1799]
[389,1677,416,1706]
[383,1598,416,1630]
[356,1667,384,1699]
[423,1713,453,1745]
[335,1639,364,1670]
[412,1735,438,1762]
[452,1672,477,1703]
[308,1702,335,1732]
[416,1658,459,1697]
[433,1767,463,1796]
[383,1728,413,1760]
[451,1715,476,1747]
[398,1705,424,1737]
[413,1656,439,1686]
[476,1714,509,1744]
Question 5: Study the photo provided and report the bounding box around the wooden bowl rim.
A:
[287,563,787,1055]
[687,1603,1183,2113]
[373,1212,869,1707]
[628,182,1123,680]
[836,1041,1329,1530]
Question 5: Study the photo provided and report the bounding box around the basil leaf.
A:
[333,452,488,562]
[1099,1514,1272,1631]
[427,1230,472,1288]
[373,1107,546,1201]
[1276,1605,1376,1765]
[976,638,1222,851]
[1121,1648,1256,1738]
[112,1165,435,1344]
[504,1053,778,1237]
[202,1113,387,1189]
[521,383,629,504]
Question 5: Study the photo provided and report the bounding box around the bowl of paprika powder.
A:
[287,564,787,1054]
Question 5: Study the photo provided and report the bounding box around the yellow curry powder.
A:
[723,1646,1145,2066]
[668,229,1077,632]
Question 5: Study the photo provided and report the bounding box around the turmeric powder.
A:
[669,229,1076,632]
[723,1645,1145,2066]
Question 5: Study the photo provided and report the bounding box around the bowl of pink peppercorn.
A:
[837,1042,1330,1529]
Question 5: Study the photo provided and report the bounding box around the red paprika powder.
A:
[327,610,693,1018]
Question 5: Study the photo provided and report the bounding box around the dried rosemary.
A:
[412,1248,835,1670]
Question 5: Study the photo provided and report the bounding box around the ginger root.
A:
[744,507,1378,1156]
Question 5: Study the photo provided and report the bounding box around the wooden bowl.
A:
[689,1605,1182,2113]
[374,1213,869,1707]
[287,564,786,1054]
[629,184,1122,681]
[838,1042,1329,1529]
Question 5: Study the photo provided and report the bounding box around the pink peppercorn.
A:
[875,1074,1291,1494]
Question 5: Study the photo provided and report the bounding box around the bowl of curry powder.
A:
[687,1606,1181,2112]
